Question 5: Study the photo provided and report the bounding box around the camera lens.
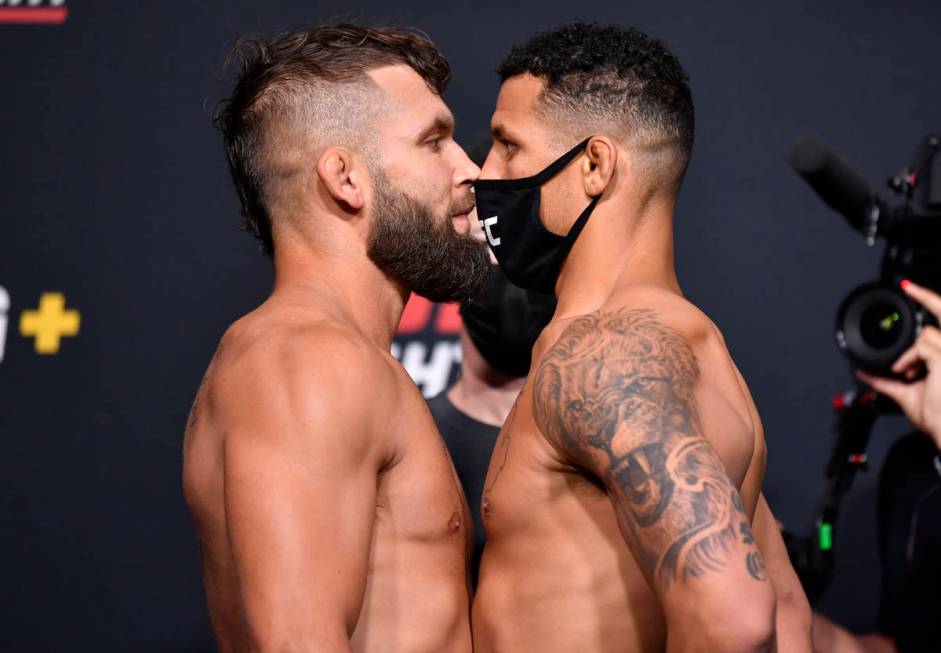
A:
[836,282,918,374]
[859,302,905,350]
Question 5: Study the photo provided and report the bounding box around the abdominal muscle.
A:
[200,518,471,653]
[472,481,667,653]
[351,516,472,652]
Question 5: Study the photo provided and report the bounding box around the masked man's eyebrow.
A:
[491,124,521,142]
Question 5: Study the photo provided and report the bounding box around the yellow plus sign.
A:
[20,292,81,354]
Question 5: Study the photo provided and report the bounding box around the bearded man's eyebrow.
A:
[416,114,455,142]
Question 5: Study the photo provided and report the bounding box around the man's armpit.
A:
[533,308,767,590]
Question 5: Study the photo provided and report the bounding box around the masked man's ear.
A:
[316,147,366,211]
[582,135,618,197]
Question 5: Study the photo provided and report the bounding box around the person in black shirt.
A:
[428,262,555,588]
[876,430,941,652]
[813,430,941,653]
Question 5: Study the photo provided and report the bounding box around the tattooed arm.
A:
[534,308,776,653]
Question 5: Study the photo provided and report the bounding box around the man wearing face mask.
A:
[471,23,812,652]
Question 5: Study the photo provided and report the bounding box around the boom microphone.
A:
[789,136,878,233]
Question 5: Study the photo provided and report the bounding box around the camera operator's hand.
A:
[857,280,941,449]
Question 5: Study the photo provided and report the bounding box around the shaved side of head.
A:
[499,22,695,195]
[214,24,450,256]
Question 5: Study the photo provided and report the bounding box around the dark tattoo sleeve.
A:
[533,309,767,590]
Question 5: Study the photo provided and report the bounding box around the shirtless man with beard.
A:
[182,24,489,653]
[471,23,812,652]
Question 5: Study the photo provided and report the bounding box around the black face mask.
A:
[460,265,557,378]
[474,138,600,294]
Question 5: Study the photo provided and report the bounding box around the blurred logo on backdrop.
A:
[11,291,81,357]
[0,0,68,25]
[1,288,83,362]
[393,295,462,398]
[0,286,8,363]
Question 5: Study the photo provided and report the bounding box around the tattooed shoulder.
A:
[532,307,766,590]
[533,309,700,458]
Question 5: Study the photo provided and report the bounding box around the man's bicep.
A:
[225,431,376,628]
[609,433,767,589]
[534,309,768,593]
[221,363,379,646]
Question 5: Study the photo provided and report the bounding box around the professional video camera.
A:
[791,134,941,373]
[782,135,941,601]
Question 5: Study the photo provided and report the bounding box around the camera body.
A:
[795,134,941,373]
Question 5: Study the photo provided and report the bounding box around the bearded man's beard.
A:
[366,170,491,303]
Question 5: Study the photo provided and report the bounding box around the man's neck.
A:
[272,239,409,350]
[554,195,681,318]
[447,331,524,428]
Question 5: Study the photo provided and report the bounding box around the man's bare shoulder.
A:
[207,310,400,444]
[532,286,762,491]
[530,286,728,460]
[536,285,718,360]
[223,311,390,375]
[608,285,722,349]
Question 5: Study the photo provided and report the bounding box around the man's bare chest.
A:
[376,410,471,545]
[479,390,590,532]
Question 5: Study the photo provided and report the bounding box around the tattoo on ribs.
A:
[533,309,766,589]
[746,551,768,582]
[484,401,519,494]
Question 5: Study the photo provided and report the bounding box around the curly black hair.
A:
[499,22,694,186]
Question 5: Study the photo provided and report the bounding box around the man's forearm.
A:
[666,602,776,653]
[774,588,813,652]
[250,628,354,653]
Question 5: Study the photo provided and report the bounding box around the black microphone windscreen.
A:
[790,136,874,231]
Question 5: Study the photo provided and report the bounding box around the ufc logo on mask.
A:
[483,216,501,247]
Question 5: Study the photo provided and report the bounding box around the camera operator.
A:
[814,279,941,653]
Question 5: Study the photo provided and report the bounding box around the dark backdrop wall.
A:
[2,1,939,650]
